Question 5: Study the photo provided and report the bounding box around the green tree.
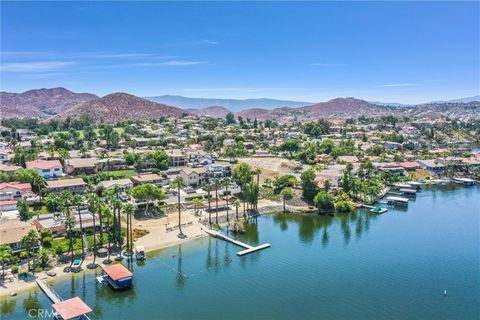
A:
[280,187,294,213]
[280,139,301,158]
[225,112,235,125]
[17,199,30,221]
[0,245,13,279]
[313,191,335,213]
[20,230,39,273]
[130,183,166,213]
[170,177,185,238]
[300,168,319,202]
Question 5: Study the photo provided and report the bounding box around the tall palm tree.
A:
[202,183,212,225]
[223,178,231,225]
[102,207,113,263]
[233,199,241,220]
[86,194,101,268]
[72,195,85,261]
[214,179,219,224]
[171,176,184,238]
[123,203,135,255]
[192,198,202,216]
[64,217,76,267]
[280,187,294,213]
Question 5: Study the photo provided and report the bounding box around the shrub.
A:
[11,265,19,274]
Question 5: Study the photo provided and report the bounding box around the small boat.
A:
[393,183,412,189]
[386,196,409,207]
[452,177,476,186]
[406,181,422,189]
[135,246,145,261]
[370,205,388,214]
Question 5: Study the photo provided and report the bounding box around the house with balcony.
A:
[179,167,208,187]
[64,158,101,175]
[26,159,63,179]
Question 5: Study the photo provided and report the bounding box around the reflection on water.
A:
[1,186,478,320]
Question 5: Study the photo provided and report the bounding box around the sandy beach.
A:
[0,199,293,298]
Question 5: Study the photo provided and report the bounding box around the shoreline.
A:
[0,229,209,298]
[0,199,287,298]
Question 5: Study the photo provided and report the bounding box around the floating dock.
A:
[36,278,62,303]
[204,229,271,256]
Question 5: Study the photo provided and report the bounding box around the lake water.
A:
[2,185,479,319]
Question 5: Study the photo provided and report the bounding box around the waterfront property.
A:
[2,187,479,320]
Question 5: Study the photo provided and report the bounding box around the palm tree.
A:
[72,195,85,261]
[192,198,202,216]
[223,178,231,225]
[280,187,294,213]
[36,248,51,268]
[65,216,76,267]
[233,199,241,220]
[0,244,13,279]
[44,194,59,213]
[171,176,185,238]
[214,179,219,224]
[20,230,39,274]
[86,194,101,268]
[123,203,135,255]
[101,207,113,263]
[202,183,212,225]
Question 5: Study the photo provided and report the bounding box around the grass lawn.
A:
[104,169,136,177]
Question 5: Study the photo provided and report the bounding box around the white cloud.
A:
[0,61,76,72]
[195,39,218,45]
[311,63,346,67]
[380,83,416,87]
[135,60,207,67]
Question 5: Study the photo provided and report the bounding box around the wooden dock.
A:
[36,278,62,303]
[204,229,271,256]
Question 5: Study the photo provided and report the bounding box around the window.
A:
[42,169,50,173]
[54,168,60,171]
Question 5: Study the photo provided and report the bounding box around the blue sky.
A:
[1,1,479,104]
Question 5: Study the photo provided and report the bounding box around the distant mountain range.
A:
[0,87,98,118]
[144,95,311,112]
[60,92,186,123]
[1,87,479,122]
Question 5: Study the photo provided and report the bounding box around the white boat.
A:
[393,183,412,189]
[452,177,476,186]
[135,246,145,261]
[406,181,422,189]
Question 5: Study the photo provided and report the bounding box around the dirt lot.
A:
[237,156,301,183]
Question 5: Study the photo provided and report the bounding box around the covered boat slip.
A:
[386,196,409,207]
[100,264,134,290]
[52,297,92,320]
[399,188,417,197]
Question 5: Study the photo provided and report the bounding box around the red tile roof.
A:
[103,264,133,280]
[400,161,421,168]
[25,159,62,170]
[0,182,32,191]
[52,297,92,320]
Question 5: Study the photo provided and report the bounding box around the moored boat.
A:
[135,246,145,261]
